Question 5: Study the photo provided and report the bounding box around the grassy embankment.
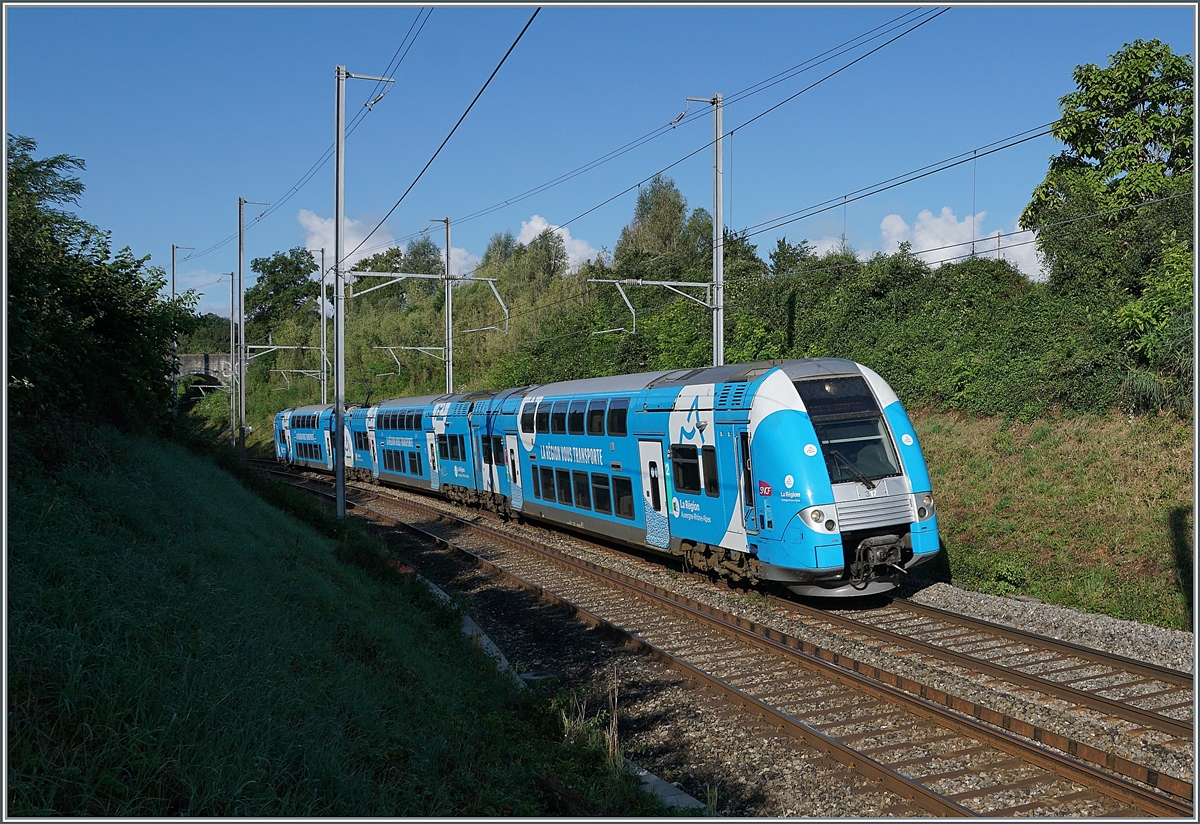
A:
[7,425,671,816]
[912,409,1193,631]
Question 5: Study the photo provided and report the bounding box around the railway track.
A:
[804,597,1193,739]
[255,461,1192,817]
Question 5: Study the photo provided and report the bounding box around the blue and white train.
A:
[274,358,940,597]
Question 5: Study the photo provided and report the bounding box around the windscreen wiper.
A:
[829,448,876,490]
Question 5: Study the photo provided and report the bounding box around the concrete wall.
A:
[178,354,232,385]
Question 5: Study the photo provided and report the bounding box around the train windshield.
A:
[794,376,901,484]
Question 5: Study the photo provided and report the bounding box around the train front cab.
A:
[748,361,940,597]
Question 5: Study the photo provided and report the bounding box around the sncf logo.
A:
[758,480,772,497]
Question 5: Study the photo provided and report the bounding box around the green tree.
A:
[7,134,194,432]
[178,312,232,354]
[1021,40,1193,297]
[245,247,319,338]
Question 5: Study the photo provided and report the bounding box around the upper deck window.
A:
[586,400,607,436]
[520,404,535,433]
[535,402,551,434]
[568,400,586,435]
[607,398,630,437]
[551,401,568,435]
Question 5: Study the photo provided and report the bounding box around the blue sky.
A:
[6,4,1195,316]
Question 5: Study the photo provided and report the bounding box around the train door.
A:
[427,430,439,490]
[343,416,354,469]
[505,433,524,510]
[367,408,379,479]
[638,440,671,549]
[472,409,491,496]
[283,413,294,465]
[736,428,759,535]
[323,417,334,471]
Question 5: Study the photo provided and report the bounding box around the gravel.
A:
[899,580,1195,674]
[343,479,1195,814]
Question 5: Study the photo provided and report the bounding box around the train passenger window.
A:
[572,471,591,510]
[530,461,541,498]
[409,451,421,476]
[612,476,635,520]
[551,401,568,435]
[480,436,492,465]
[414,413,423,431]
[607,398,630,437]
[586,400,607,436]
[437,434,449,460]
[556,469,573,506]
[382,449,392,471]
[520,404,535,433]
[671,445,701,494]
[702,446,720,496]
[449,435,462,462]
[535,402,551,434]
[539,467,556,502]
[648,462,662,511]
[591,473,612,514]
[568,401,586,435]
[404,412,414,430]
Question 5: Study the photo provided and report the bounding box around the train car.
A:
[371,394,445,492]
[277,358,939,597]
[275,404,333,471]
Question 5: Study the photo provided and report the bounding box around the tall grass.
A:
[8,426,667,816]
[913,410,1193,630]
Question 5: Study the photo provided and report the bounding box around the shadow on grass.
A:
[1168,505,1193,626]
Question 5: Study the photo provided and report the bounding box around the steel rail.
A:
[773,597,1193,739]
[255,463,1193,813]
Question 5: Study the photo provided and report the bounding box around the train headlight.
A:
[825,520,836,531]
[914,494,936,521]
[811,510,823,523]
[917,507,927,519]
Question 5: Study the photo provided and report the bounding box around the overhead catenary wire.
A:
[181,8,432,263]
[345,6,944,262]
[343,7,541,266]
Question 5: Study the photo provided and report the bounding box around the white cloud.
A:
[517,214,599,271]
[298,209,396,273]
[810,235,859,258]
[877,207,1042,280]
[449,246,481,278]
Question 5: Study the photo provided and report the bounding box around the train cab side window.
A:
[520,404,535,433]
[551,401,568,435]
[670,445,701,494]
[437,434,449,460]
[607,398,630,437]
[591,473,612,514]
[612,475,635,519]
[586,400,607,436]
[572,471,591,509]
[491,437,504,469]
[535,402,551,434]
[539,467,556,503]
[702,445,720,496]
[480,436,492,465]
[568,401,586,435]
[449,435,462,461]
[555,469,573,506]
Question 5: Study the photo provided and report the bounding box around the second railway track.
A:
[257,461,1193,816]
